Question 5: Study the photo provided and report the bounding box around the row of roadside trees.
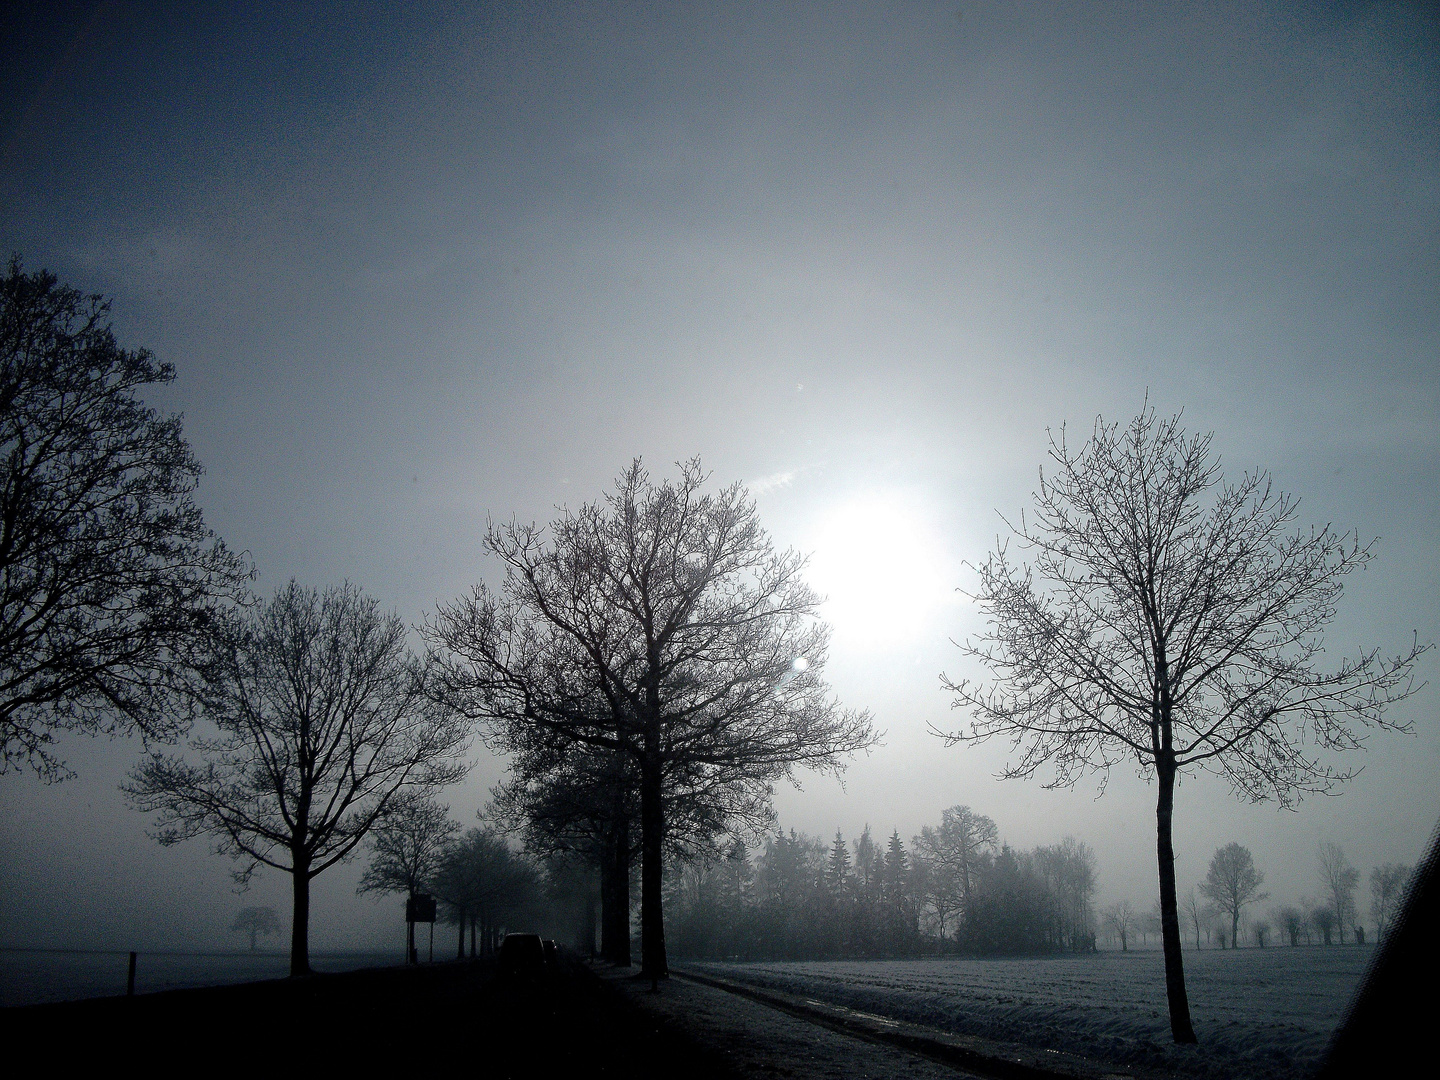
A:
[3,258,874,978]
[5,260,1426,1044]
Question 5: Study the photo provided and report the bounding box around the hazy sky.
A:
[2,1,1436,952]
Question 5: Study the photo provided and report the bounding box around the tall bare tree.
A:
[939,408,1427,1042]
[1199,842,1269,949]
[1317,841,1361,943]
[1,258,251,779]
[426,459,875,979]
[126,581,470,975]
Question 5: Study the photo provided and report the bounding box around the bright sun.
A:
[803,491,957,649]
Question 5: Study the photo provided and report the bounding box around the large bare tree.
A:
[940,408,1427,1042]
[1,259,251,779]
[426,459,875,979]
[126,581,471,975]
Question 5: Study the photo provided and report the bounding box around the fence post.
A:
[127,952,137,996]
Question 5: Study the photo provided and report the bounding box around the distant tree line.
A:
[663,806,1098,959]
[1105,840,1415,952]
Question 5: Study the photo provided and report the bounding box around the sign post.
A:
[406,893,437,965]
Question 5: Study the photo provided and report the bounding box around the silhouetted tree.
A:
[427,460,875,979]
[231,906,280,951]
[1,258,251,779]
[1318,842,1360,943]
[434,826,541,958]
[1310,901,1336,945]
[491,721,774,966]
[126,582,470,975]
[358,795,461,963]
[1199,843,1269,950]
[1370,863,1410,940]
[939,407,1427,1042]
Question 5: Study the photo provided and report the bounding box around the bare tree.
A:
[1179,888,1205,949]
[1199,842,1269,950]
[1141,900,1164,947]
[1370,863,1410,940]
[939,408,1428,1042]
[126,581,471,975]
[1272,905,1305,946]
[1318,842,1361,944]
[1101,900,1136,951]
[426,459,875,979]
[1310,901,1336,945]
[230,906,280,951]
[1,258,251,780]
[912,805,999,940]
[358,795,461,963]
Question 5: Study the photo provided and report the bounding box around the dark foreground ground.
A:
[0,955,733,1077]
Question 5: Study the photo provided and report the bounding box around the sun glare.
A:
[803,491,957,649]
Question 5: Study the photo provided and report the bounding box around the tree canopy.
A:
[1,258,250,779]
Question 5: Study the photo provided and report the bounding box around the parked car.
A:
[499,933,547,980]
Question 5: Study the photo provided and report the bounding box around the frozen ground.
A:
[685,947,1371,1080]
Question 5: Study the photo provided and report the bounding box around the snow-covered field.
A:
[687,946,1371,1079]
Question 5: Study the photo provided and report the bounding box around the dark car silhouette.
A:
[499,933,547,980]
[542,939,558,966]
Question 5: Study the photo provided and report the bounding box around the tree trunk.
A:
[582,891,598,956]
[600,816,632,965]
[1231,910,1239,950]
[289,862,312,977]
[457,907,466,960]
[1156,759,1197,1043]
[639,751,667,980]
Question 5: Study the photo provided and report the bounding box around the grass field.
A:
[688,945,1372,1079]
